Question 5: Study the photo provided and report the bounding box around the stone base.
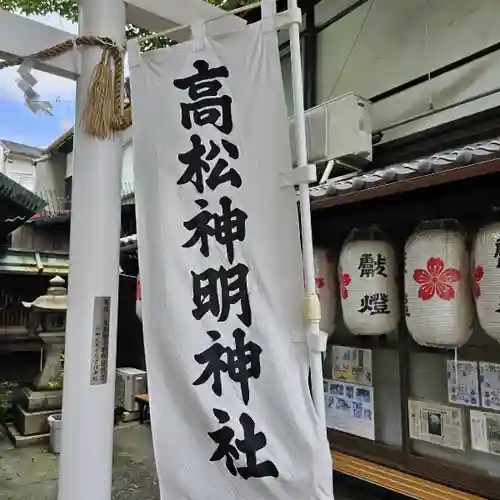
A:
[121,410,140,423]
[13,405,60,436]
[5,423,49,448]
[21,387,62,412]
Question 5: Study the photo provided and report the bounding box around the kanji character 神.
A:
[183,196,247,264]
[193,328,262,405]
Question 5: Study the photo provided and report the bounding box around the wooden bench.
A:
[134,393,150,424]
[331,451,485,500]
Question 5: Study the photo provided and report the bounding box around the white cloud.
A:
[0,13,77,103]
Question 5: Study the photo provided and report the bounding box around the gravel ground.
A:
[0,423,160,500]
[0,423,404,499]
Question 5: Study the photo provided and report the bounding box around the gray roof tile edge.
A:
[307,138,500,201]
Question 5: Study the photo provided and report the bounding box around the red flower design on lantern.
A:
[473,265,484,298]
[315,276,325,290]
[339,268,351,300]
[413,257,461,301]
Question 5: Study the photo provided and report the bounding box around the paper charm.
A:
[17,58,53,116]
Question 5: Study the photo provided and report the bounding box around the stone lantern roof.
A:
[22,276,68,311]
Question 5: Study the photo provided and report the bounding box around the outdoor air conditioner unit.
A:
[116,367,148,412]
[289,92,373,167]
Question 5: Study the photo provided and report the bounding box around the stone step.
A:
[5,423,49,448]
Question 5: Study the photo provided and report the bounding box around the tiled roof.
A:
[0,172,47,214]
[43,128,75,155]
[1,139,43,159]
[308,138,500,201]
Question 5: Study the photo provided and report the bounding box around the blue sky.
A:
[0,13,77,149]
[0,98,74,148]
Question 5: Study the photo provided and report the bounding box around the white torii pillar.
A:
[57,1,125,499]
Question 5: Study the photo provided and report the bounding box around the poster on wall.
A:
[408,399,465,450]
[129,11,333,500]
[323,378,375,440]
[446,360,479,407]
[479,362,500,410]
[470,410,500,456]
[331,345,373,386]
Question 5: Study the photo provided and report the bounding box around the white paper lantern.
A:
[313,247,336,336]
[473,222,500,342]
[405,223,473,348]
[339,232,399,335]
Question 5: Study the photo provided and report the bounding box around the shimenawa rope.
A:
[0,35,131,139]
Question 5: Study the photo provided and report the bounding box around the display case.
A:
[313,159,500,499]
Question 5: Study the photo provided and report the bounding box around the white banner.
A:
[129,16,333,500]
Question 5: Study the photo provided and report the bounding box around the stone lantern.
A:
[23,275,67,390]
[8,276,68,445]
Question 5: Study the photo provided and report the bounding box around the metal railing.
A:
[31,189,71,219]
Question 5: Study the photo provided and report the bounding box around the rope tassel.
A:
[80,49,116,139]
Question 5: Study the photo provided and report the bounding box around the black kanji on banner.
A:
[175,58,278,480]
[183,196,247,263]
[178,135,241,194]
[174,60,233,134]
[191,264,251,327]
[193,329,262,405]
[209,409,279,479]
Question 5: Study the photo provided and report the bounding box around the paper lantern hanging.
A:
[313,247,336,336]
[338,227,399,335]
[405,221,473,348]
[473,222,500,342]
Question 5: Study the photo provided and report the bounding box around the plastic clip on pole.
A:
[303,293,328,353]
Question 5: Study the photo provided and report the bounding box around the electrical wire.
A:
[327,0,375,100]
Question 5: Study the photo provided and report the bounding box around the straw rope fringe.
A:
[0,35,131,139]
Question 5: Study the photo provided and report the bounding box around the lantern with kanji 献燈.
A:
[338,227,399,336]
[473,222,500,342]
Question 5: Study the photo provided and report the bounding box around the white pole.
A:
[58,0,125,498]
[287,1,326,429]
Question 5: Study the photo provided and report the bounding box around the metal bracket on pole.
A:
[274,6,302,30]
[280,163,317,187]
